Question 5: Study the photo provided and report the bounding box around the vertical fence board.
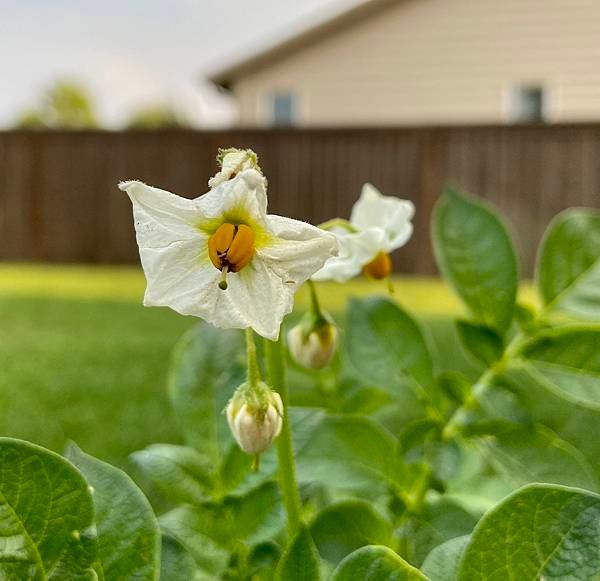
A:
[0,126,599,275]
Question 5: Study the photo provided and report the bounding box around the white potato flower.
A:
[312,183,414,282]
[120,152,337,340]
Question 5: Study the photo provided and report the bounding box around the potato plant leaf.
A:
[168,322,245,463]
[514,325,600,410]
[463,420,598,491]
[330,546,426,580]
[455,320,503,366]
[159,535,198,581]
[421,535,469,581]
[275,525,321,581]
[309,500,392,566]
[458,484,600,579]
[296,415,402,493]
[432,186,518,333]
[66,443,160,581]
[537,208,600,319]
[346,297,433,388]
[0,438,97,579]
[130,443,214,504]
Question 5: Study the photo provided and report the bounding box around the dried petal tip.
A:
[209,148,262,188]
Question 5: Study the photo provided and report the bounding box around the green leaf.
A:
[130,444,214,504]
[400,498,476,566]
[296,415,401,493]
[65,443,160,580]
[455,320,503,366]
[514,325,600,410]
[219,443,253,495]
[435,372,471,405]
[514,302,538,333]
[309,500,392,565]
[275,526,321,581]
[432,186,518,333]
[444,447,514,515]
[159,535,198,581]
[537,208,600,318]
[0,438,97,579]
[159,482,283,551]
[248,542,282,580]
[346,297,433,388]
[458,484,600,579]
[158,512,228,578]
[340,385,395,415]
[464,420,598,491]
[421,535,469,581]
[330,546,426,580]
[169,322,245,463]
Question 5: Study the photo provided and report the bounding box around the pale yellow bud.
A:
[226,387,283,455]
[288,317,338,370]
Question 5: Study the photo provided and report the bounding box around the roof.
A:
[207,0,399,88]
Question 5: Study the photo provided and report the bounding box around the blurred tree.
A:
[15,81,98,129]
[16,109,47,129]
[125,105,188,129]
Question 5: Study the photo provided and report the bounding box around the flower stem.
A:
[442,368,496,440]
[307,280,324,320]
[245,328,260,389]
[266,334,302,538]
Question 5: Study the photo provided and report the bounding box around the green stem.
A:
[442,368,496,440]
[387,277,395,296]
[266,334,302,538]
[442,330,529,440]
[307,279,325,320]
[245,328,260,388]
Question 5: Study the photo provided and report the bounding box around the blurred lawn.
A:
[0,264,537,466]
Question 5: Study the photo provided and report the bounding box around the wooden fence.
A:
[1,125,599,275]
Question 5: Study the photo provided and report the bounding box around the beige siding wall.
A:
[232,0,600,126]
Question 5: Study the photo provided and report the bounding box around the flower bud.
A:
[226,383,283,455]
[288,313,338,370]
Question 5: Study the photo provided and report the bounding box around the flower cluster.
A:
[122,148,415,457]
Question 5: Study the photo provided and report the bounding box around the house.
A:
[208,0,600,127]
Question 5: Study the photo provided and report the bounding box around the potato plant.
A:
[1,181,600,580]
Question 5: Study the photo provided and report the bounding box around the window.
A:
[270,92,297,126]
[506,85,546,123]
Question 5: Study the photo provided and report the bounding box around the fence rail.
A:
[1,125,599,275]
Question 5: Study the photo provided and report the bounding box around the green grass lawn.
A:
[0,263,528,467]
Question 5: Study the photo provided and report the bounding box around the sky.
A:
[0,0,357,128]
